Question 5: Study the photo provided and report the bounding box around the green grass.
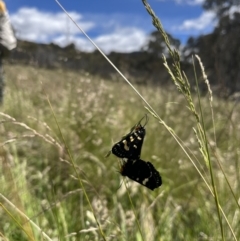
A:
[0,62,239,240]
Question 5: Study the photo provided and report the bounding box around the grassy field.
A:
[0,63,239,241]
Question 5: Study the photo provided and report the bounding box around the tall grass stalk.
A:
[193,55,224,240]
[0,194,52,241]
[124,179,144,241]
[141,0,236,240]
[54,1,154,240]
[46,98,107,241]
[196,55,240,211]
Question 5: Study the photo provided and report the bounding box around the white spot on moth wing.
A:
[130,136,134,142]
[122,140,129,151]
[133,145,137,149]
[142,178,149,185]
[137,136,142,140]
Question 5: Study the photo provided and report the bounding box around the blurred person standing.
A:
[0,0,17,104]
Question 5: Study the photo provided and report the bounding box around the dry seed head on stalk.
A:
[91,197,109,226]
[140,204,155,241]
[195,55,213,103]
[193,127,209,168]
[142,0,202,123]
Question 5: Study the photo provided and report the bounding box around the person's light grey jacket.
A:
[0,11,17,55]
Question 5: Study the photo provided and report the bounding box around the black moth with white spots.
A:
[120,159,162,191]
[106,114,162,190]
[111,123,146,160]
[106,115,148,161]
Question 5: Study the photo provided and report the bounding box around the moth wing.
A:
[112,126,145,160]
[120,159,162,190]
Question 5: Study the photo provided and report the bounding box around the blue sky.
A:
[5,0,217,53]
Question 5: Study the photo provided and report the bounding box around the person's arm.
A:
[0,0,17,56]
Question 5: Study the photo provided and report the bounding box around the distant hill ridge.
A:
[7,40,176,85]
[7,39,240,99]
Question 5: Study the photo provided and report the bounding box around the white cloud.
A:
[93,28,147,53]
[10,8,94,43]
[10,7,148,53]
[175,0,204,5]
[179,11,216,31]
[9,6,219,53]
[228,5,240,19]
[53,35,94,52]
[54,27,147,53]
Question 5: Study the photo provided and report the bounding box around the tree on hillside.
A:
[203,0,239,17]
[184,0,240,97]
[143,31,180,58]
